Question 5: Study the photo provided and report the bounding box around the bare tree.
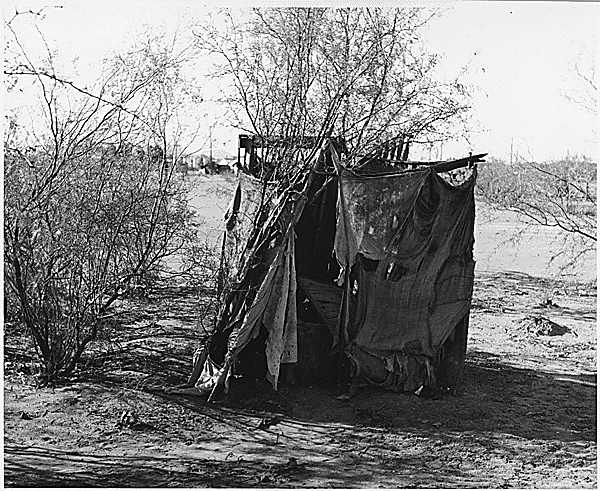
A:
[195,7,472,172]
[563,46,597,116]
[477,155,596,272]
[4,12,202,380]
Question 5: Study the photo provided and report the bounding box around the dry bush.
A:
[4,17,202,381]
[476,155,596,272]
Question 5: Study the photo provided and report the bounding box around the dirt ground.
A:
[4,174,597,488]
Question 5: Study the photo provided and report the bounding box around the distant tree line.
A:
[476,155,596,272]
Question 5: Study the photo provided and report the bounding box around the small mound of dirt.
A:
[520,315,570,336]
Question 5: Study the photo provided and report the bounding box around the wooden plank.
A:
[433,153,487,173]
[297,277,343,332]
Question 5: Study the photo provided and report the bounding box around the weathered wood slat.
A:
[433,153,487,173]
[297,277,343,332]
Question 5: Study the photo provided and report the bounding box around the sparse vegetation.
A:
[4,14,202,380]
[476,155,597,273]
[2,6,596,489]
[196,7,472,171]
[4,177,596,488]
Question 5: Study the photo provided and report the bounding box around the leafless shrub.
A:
[476,156,596,274]
[195,7,472,175]
[4,15,202,380]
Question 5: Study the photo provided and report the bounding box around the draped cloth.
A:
[179,144,476,398]
[203,161,316,398]
[333,152,476,391]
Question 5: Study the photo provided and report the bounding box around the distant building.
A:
[180,150,236,174]
[216,157,238,174]
[181,152,214,173]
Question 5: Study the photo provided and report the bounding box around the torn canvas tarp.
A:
[177,140,482,398]
[222,232,298,389]
[186,154,318,398]
[335,159,476,391]
[221,172,277,288]
[167,346,226,396]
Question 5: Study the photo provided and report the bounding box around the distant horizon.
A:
[188,133,594,164]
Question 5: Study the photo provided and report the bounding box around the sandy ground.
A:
[4,173,597,488]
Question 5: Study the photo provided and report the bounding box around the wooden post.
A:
[402,141,410,161]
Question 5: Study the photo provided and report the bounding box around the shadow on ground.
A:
[4,445,309,488]
[4,276,596,488]
[79,336,597,444]
[5,348,596,488]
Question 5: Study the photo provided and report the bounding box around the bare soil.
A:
[4,174,597,488]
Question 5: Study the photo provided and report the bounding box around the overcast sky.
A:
[424,2,598,162]
[5,1,599,162]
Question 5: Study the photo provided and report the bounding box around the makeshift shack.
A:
[175,136,485,399]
